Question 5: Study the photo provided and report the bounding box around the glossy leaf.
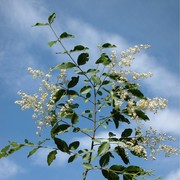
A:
[134,110,149,120]
[27,147,39,158]
[69,141,80,150]
[60,32,74,39]
[80,86,92,94]
[121,128,133,138]
[98,142,110,156]
[110,165,125,174]
[96,53,111,66]
[51,124,71,138]
[68,76,79,88]
[48,41,57,47]
[123,174,135,180]
[128,88,144,98]
[77,53,89,65]
[52,62,76,70]
[99,152,111,167]
[125,165,146,176]
[47,150,57,166]
[54,138,70,154]
[54,89,66,103]
[48,12,56,25]
[102,170,119,180]
[82,163,93,170]
[91,75,101,84]
[70,45,89,53]
[115,146,129,165]
[68,154,78,163]
[86,68,99,74]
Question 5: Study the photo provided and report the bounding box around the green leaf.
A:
[32,22,49,27]
[110,165,125,174]
[47,150,57,166]
[99,152,111,167]
[68,76,79,88]
[98,43,117,49]
[51,124,71,138]
[91,75,101,84]
[121,128,133,138]
[102,80,112,86]
[52,62,76,70]
[125,165,146,176]
[69,141,80,150]
[96,53,111,66]
[1,145,10,153]
[54,138,70,154]
[128,88,144,98]
[80,86,92,94]
[86,68,99,74]
[102,170,119,180]
[77,53,89,65]
[70,45,89,53]
[123,174,135,180]
[98,142,110,156]
[54,89,66,103]
[115,146,129,165]
[48,41,57,47]
[134,110,149,120]
[38,138,50,145]
[68,154,78,163]
[27,147,40,158]
[48,12,56,25]
[66,90,79,98]
[82,163,93,170]
[71,112,79,124]
[60,32,74,39]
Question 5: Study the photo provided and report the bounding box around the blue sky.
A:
[0,0,179,179]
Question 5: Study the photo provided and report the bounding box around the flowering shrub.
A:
[0,13,179,180]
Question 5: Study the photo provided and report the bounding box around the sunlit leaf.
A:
[91,75,101,84]
[47,150,57,166]
[110,165,125,174]
[27,147,39,158]
[52,62,76,70]
[98,142,110,156]
[48,12,56,25]
[80,86,92,94]
[82,163,93,170]
[96,53,111,66]
[32,22,49,27]
[48,41,57,47]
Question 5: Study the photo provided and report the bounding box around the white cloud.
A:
[0,158,24,180]
[132,53,180,98]
[147,108,180,135]
[165,169,180,180]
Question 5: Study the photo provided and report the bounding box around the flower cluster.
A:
[15,67,65,136]
[137,97,168,113]
[118,44,151,68]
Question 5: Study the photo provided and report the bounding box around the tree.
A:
[0,13,179,180]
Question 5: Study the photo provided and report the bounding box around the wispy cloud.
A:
[0,158,24,180]
[165,169,180,180]
[147,108,180,135]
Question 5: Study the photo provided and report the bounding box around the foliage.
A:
[0,13,179,180]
